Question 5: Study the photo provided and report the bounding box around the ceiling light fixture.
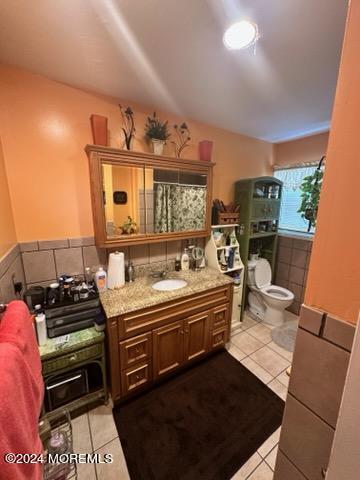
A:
[223,20,258,50]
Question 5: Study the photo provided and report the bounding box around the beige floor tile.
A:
[88,403,118,451]
[247,323,273,344]
[285,310,299,323]
[250,346,290,377]
[95,437,130,480]
[267,379,288,401]
[77,462,97,480]
[241,357,274,384]
[267,340,293,362]
[247,460,274,479]
[258,428,281,458]
[232,331,265,355]
[240,312,259,331]
[231,452,262,479]
[265,445,278,471]
[276,369,290,388]
[72,413,92,453]
[227,343,247,362]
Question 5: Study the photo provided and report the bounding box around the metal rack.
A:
[39,410,77,480]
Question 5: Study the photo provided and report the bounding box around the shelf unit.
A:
[205,225,244,335]
[234,176,283,318]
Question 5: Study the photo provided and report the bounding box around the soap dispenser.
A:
[181,248,190,271]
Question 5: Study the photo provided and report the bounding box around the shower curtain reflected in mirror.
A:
[154,183,206,233]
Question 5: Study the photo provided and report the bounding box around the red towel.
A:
[0,300,44,480]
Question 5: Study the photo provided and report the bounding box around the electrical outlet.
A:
[12,274,23,296]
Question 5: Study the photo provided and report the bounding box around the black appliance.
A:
[45,369,89,411]
[45,297,103,338]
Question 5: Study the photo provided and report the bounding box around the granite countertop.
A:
[100,267,233,318]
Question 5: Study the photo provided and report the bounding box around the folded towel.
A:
[0,300,44,480]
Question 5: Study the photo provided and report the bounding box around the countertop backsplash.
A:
[0,237,206,299]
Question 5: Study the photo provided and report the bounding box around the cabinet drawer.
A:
[211,304,229,330]
[209,326,228,350]
[119,333,151,370]
[121,361,152,396]
[119,286,231,338]
[42,343,102,375]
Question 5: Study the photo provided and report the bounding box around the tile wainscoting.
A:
[275,234,313,315]
[0,244,26,304]
[274,305,355,480]
[0,237,205,297]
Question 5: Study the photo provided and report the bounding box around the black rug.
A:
[113,350,284,480]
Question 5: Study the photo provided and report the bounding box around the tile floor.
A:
[71,310,298,480]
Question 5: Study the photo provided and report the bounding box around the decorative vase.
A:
[151,138,165,155]
[90,114,108,146]
[199,140,213,161]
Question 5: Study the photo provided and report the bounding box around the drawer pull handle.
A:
[46,374,82,390]
[69,354,77,362]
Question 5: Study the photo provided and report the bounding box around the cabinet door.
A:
[211,304,228,330]
[184,311,210,362]
[119,333,151,370]
[153,320,184,378]
[121,360,152,396]
[209,326,228,350]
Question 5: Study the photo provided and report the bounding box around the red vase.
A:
[198,140,213,161]
[90,114,108,146]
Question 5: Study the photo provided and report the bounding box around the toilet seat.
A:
[261,285,294,301]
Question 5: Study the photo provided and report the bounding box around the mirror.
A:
[146,168,207,234]
[102,163,144,238]
[87,146,213,246]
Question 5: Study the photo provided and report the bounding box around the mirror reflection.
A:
[102,164,144,237]
[150,168,207,233]
[102,163,207,238]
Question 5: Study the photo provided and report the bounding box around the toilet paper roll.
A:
[107,252,125,289]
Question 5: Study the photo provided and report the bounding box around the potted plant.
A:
[298,156,325,232]
[145,112,171,155]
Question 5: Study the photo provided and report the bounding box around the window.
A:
[274,166,317,233]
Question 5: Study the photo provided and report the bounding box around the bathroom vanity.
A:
[100,268,233,402]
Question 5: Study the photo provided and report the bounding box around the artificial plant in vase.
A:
[298,156,325,232]
[144,112,171,155]
[119,105,135,150]
[171,122,191,158]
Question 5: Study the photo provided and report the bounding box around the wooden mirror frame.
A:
[85,145,215,247]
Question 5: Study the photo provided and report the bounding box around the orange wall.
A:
[305,0,360,324]
[0,64,273,242]
[0,137,17,257]
[274,132,329,167]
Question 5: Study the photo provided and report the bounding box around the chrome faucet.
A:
[151,267,168,279]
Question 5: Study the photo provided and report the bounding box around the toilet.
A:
[247,257,294,326]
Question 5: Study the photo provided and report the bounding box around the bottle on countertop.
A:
[175,255,181,271]
[35,304,47,346]
[95,266,107,293]
[126,261,135,283]
[85,267,93,285]
[181,248,190,271]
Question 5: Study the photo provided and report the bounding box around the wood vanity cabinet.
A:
[106,284,233,402]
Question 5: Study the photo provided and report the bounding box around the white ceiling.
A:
[0,0,348,142]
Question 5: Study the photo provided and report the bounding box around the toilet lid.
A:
[254,258,272,289]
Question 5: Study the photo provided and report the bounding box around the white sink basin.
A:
[152,279,188,291]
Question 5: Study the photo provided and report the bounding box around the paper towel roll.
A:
[107,252,125,289]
